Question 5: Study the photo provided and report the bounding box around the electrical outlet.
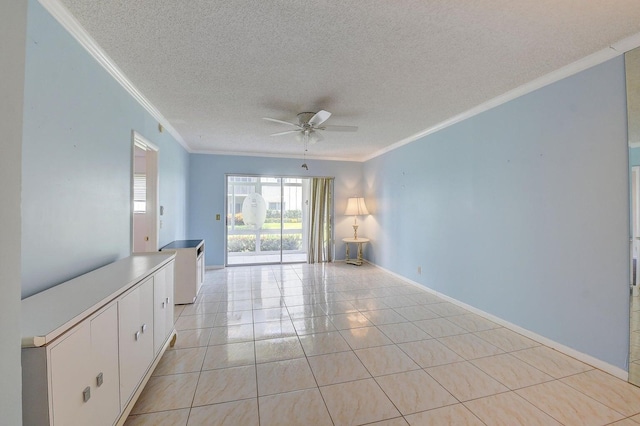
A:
[216,214,221,221]
[417,266,422,275]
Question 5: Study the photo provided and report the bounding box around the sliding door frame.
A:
[224,174,334,267]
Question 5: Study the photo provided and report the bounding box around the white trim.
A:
[131,131,159,253]
[205,265,224,270]
[363,34,640,162]
[133,131,159,152]
[36,0,640,163]
[370,261,629,381]
[612,32,640,53]
[188,148,357,162]
[38,0,189,152]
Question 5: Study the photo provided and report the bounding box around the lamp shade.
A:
[345,197,369,216]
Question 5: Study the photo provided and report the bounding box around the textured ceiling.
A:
[58,0,640,161]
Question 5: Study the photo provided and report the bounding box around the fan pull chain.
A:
[302,132,309,170]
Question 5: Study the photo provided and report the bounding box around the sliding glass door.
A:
[226,175,309,265]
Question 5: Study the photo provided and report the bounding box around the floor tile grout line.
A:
[130,263,640,424]
[554,373,637,419]
[297,336,338,425]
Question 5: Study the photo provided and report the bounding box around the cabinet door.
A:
[90,304,120,425]
[50,323,93,426]
[197,254,204,286]
[164,261,175,330]
[153,263,175,355]
[118,278,154,409]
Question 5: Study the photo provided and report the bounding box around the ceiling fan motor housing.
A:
[297,112,317,127]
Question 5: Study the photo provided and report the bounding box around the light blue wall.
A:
[188,154,363,266]
[21,0,189,298]
[364,57,630,369]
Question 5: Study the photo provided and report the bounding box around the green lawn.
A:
[233,223,301,230]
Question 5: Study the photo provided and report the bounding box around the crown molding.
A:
[363,33,640,163]
[34,0,640,163]
[611,32,640,53]
[38,0,190,152]
[188,147,358,162]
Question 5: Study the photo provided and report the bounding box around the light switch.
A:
[216,214,221,221]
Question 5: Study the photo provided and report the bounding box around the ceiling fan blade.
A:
[270,130,300,137]
[263,117,301,128]
[321,125,358,132]
[308,110,331,127]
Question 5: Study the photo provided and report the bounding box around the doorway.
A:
[131,132,159,253]
[226,175,309,265]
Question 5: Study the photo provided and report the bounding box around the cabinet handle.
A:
[83,386,91,402]
[135,330,140,341]
[161,301,166,309]
[141,323,147,333]
[166,297,170,304]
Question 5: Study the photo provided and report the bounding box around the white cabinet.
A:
[118,277,154,410]
[90,305,121,423]
[197,253,204,288]
[21,254,176,426]
[30,304,120,426]
[160,240,204,304]
[154,261,175,355]
[49,316,93,426]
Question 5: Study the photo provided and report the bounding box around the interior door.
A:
[132,132,159,253]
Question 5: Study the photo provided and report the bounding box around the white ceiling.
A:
[57,0,640,161]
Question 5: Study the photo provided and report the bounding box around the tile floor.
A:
[125,263,640,426]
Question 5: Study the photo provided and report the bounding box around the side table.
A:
[342,237,370,266]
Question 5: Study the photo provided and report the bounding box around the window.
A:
[134,174,146,213]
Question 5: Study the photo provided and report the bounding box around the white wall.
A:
[0,0,27,423]
[363,57,630,371]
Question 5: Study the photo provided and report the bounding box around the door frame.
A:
[131,131,159,253]
[224,174,315,266]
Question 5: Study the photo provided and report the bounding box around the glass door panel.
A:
[282,178,307,263]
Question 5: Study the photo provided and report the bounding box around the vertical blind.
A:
[133,174,146,213]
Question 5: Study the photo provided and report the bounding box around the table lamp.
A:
[345,197,369,239]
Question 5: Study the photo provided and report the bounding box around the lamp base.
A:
[352,224,359,240]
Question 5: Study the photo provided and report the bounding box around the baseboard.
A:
[205,265,224,270]
[370,262,629,381]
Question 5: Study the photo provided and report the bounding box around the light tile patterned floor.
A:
[125,263,640,426]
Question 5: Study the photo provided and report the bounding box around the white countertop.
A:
[22,253,175,348]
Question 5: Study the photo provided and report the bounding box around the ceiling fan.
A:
[262,110,358,145]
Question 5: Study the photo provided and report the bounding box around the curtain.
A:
[307,178,334,263]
